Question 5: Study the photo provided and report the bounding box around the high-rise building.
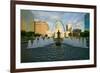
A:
[34,21,49,35]
[67,24,73,32]
[65,24,73,37]
[21,19,26,31]
[84,13,90,30]
[21,10,34,32]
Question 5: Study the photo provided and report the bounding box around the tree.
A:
[80,30,89,37]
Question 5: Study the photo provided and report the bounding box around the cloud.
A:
[29,10,87,31]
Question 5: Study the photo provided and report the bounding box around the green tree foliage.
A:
[21,30,42,38]
[80,30,89,37]
[21,31,35,37]
[21,31,26,36]
[34,33,41,37]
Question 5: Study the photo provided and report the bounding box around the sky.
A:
[21,10,90,32]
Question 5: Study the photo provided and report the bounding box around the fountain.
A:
[27,40,32,48]
[62,37,88,48]
[27,36,55,49]
[32,38,38,48]
[38,37,45,47]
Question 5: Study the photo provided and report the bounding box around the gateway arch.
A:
[54,20,66,38]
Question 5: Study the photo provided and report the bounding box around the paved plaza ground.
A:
[21,42,89,63]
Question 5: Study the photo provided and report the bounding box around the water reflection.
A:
[24,36,90,62]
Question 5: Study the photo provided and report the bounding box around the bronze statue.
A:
[57,30,61,39]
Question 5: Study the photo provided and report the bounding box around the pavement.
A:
[21,43,89,63]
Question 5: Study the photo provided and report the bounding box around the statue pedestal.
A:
[55,38,62,46]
